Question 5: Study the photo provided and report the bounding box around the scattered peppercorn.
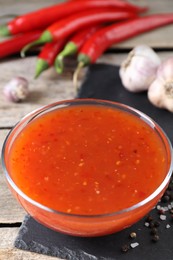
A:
[165,190,171,196]
[153,220,160,227]
[121,244,130,253]
[129,232,137,239]
[151,234,160,242]
[121,174,173,254]
[161,195,170,203]
[168,183,173,191]
[158,209,165,215]
[149,221,156,228]
[146,215,153,223]
[150,227,158,235]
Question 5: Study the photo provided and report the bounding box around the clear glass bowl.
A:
[1,99,173,237]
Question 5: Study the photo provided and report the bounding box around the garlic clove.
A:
[148,78,166,108]
[156,57,173,80]
[119,45,161,92]
[148,57,173,113]
[148,79,173,112]
[3,77,29,103]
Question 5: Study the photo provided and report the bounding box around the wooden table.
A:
[0,0,173,259]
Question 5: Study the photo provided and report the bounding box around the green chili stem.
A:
[21,30,53,57]
[35,58,49,79]
[55,42,77,74]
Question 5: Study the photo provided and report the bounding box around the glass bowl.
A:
[1,99,173,237]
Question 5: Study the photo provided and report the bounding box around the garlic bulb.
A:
[119,45,161,92]
[148,57,173,112]
[3,77,29,102]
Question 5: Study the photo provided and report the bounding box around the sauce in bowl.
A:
[2,99,172,236]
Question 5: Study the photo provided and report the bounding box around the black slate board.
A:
[14,64,173,260]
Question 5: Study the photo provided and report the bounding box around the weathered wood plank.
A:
[0,0,63,15]
[0,129,26,223]
[0,249,60,260]
[0,129,10,151]
[0,228,62,259]
[0,228,20,248]
[114,24,173,49]
[115,0,173,48]
[0,56,76,127]
[0,167,26,223]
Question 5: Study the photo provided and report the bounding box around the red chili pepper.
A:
[77,13,173,66]
[0,31,42,59]
[35,39,67,78]
[0,0,147,36]
[55,25,102,74]
[21,9,137,56]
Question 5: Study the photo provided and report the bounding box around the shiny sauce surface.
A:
[8,105,167,215]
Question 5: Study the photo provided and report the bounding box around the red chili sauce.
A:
[8,105,167,215]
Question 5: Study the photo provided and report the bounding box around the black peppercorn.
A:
[149,221,155,228]
[161,195,170,203]
[146,215,153,223]
[154,220,160,227]
[169,193,173,201]
[168,183,173,191]
[150,227,158,235]
[165,190,171,196]
[169,209,173,214]
[158,209,165,215]
[121,244,130,253]
[152,234,160,242]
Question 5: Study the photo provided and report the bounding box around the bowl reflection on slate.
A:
[1,99,173,237]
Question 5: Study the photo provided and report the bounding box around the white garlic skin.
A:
[148,57,173,112]
[119,45,161,92]
[3,77,29,102]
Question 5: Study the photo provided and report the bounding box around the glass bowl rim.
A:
[1,98,173,219]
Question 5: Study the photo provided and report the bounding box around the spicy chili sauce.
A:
[8,104,168,215]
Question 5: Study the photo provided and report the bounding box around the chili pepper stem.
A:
[55,42,77,74]
[20,40,41,58]
[77,53,91,66]
[61,42,78,57]
[35,58,49,79]
[21,30,53,58]
[55,55,64,74]
[0,24,10,36]
[73,62,84,93]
